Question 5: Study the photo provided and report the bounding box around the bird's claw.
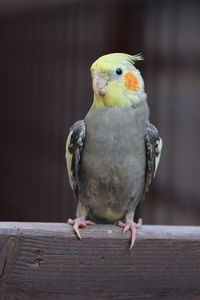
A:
[67,217,95,239]
[117,218,142,250]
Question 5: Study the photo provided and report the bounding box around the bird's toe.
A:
[67,217,95,239]
[117,218,143,250]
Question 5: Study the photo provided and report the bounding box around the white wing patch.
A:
[66,130,74,189]
[145,123,162,192]
[65,120,86,197]
[154,137,162,177]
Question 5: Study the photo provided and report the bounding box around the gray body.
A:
[78,102,149,223]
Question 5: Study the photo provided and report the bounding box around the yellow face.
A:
[90,53,145,108]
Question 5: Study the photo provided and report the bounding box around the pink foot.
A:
[67,216,95,239]
[117,218,143,250]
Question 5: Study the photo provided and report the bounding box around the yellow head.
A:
[90,53,146,108]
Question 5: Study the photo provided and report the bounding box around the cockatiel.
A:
[66,53,162,249]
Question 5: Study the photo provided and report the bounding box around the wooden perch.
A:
[0,222,200,299]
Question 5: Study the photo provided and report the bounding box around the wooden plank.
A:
[0,222,200,299]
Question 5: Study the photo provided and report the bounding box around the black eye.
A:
[116,68,122,75]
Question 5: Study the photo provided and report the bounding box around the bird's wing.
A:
[65,120,86,198]
[145,123,162,192]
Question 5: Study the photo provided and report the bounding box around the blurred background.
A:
[0,0,200,225]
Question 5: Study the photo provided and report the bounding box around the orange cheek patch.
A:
[124,72,140,90]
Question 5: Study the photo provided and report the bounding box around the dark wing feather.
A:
[145,123,162,192]
[66,120,86,198]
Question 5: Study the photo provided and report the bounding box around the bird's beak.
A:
[92,71,108,97]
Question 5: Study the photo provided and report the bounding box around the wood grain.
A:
[0,222,200,299]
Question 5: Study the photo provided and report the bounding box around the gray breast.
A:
[79,104,149,222]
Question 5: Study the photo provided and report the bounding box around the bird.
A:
[66,53,162,249]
